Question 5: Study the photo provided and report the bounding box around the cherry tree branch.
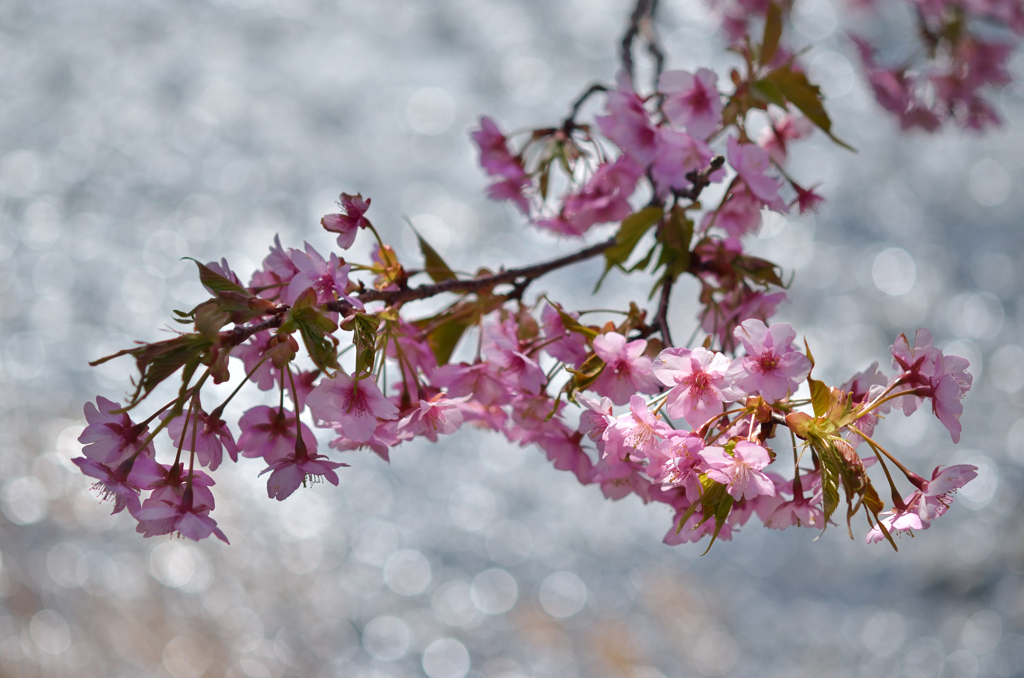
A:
[621,0,663,86]
[350,235,619,305]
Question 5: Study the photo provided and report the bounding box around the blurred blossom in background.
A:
[1,0,1024,676]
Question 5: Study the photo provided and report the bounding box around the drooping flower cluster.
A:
[73,0,992,550]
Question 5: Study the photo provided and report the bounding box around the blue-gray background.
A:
[0,0,1023,676]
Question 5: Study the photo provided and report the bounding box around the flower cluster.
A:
[74,0,991,550]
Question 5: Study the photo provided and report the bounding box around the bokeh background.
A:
[1,0,1023,676]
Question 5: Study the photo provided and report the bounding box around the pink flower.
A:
[702,441,776,501]
[931,354,973,444]
[596,72,658,165]
[539,156,642,237]
[540,305,588,367]
[791,182,825,215]
[471,116,528,182]
[757,112,812,164]
[725,320,811,403]
[237,406,318,464]
[285,243,361,307]
[321,192,371,250]
[576,393,615,444]
[702,184,764,238]
[764,495,823,529]
[306,372,400,443]
[431,362,509,407]
[128,457,215,509]
[166,409,238,472]
[603,395,672,461]
[249,235,299,301]
[72,457,141,515]
[890,328,941,415]
[645,430,705,491]
[486,176,531,215]
[78,396,154,465]
[659,68,722,139]
[481,321,547,396]
[590,332,658,405]
[651,347,735,428]
[666,508,733,545]
[865,464,977,543]
[650,128,720,196]
[260,449,346,501]
[726,137,787,212]
[397,394,468,442]
[134,489,229,543]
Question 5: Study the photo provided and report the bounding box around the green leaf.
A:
[188,259,251,296]
[352,312,381,376]
[810,378,830,418]
[750,78,787,108]
[91,334,214,408]
[551,303,598,340]
[407,222,456,283]
[604,206,664,268]
[764,66,856,151]
[761,2,783,66]
[283,289,340,371]
[425,316,471,366]
[566,353,605,394]
[819,452,841,527]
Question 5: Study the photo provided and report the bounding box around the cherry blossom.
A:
[307,371,400,443]
[321,192,372,250]
[659,68,722,139]
[78,396,153,465]
[651,346,734,428]
[591,332,658,405]
[703,441,776,501]
[725,320,811,402]
[166,408,238,472]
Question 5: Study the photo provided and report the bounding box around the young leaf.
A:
[407,221,457,283]
[764,66,856,151]
[761,2,783,66]
[604,206,664,268]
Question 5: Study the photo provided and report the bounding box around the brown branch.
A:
[654,275,674,346]
[620,0,663,86]
[350,235,618,306]
[676,154,725,201]
[221,316,283,347]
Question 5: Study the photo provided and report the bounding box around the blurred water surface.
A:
[1,0,1024,676]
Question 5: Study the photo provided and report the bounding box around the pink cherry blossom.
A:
[596,72,658,165]
[285,243,361,307]
[397,394,468,442]
[321,192,371,250]
[72,457,141,515]
[128,456,215,509]
[725,320,811,402]
[471,116,528,182]
[931,354,973,443]
[78,396,154,465]
[590,332,658,405]
[764,495,824,529]
[702,183,763,238]
[134,489,229,543]
[260,449,346,501]
[575,393,615,444]
[249,235,299,301]
[651,128,719,196]
[166,409,238,472]
[540,305,588,367]
[603,395,671,461]
[237,406,318,464]
[482,320,547,395]
[757,112,813,164]
[659,68,722,139]
[726,137,787,212]
[306,371,400,443]
[651,347,734,428]
[645,429,705,491]
[538,156,642,237]
[666,509,733,545]
[702,440,776,501]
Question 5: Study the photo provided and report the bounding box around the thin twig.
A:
[352,235,618,305]
[620,0,663,86]
[654,275,674,345]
